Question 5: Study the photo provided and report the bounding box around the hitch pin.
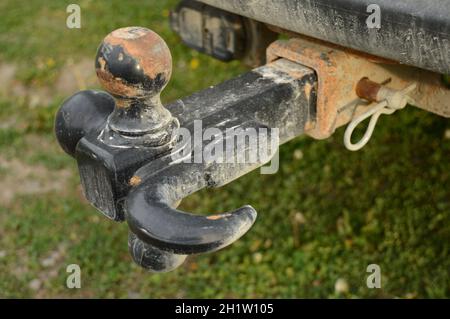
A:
[344,78,417,151]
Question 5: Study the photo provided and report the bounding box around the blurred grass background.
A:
[0,0,449,298]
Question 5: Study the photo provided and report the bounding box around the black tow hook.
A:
[55,27,317,272]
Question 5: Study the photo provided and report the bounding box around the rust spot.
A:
[129,175,142,187]
[355,77,382,102]
[206,215,223,220]
[304,121,316,132]
[98,57,106,71]
[104,27,172,83]
[304,82,312,100]
[115,98,131,109]
[112,27,148,39]
[95,67,140,97]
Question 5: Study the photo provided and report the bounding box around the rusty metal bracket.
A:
[267,38,450,140]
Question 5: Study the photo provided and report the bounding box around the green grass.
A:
[0,1,449,298]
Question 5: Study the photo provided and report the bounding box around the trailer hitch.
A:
[55,27,316,271]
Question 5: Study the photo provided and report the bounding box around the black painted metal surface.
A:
[199,0,450,74]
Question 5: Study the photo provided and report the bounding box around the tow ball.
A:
[55,26,317,271]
